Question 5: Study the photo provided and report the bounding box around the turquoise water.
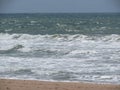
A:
[0,13,120,84]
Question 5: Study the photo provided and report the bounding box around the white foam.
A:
[100,76,112,79]
[0,33,120,42]
[0,33,120,84]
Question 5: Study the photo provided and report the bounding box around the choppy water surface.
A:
[0,13,120,84]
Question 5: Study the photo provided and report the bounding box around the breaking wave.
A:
[0,33,120,57]
[0,33,120,42]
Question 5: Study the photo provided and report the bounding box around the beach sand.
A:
[0,79,120,90]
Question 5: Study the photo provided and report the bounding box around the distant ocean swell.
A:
[0,13,120,35]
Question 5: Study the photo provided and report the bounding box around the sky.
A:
[0,0,120,13]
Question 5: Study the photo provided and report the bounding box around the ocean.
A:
[0,13,120,84]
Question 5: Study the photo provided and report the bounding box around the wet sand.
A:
[0,79,120,90]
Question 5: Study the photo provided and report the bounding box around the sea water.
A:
[0,13,120,84]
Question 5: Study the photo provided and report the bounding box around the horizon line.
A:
[0,12,120,14]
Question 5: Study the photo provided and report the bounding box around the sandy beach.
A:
[0,79,120,90]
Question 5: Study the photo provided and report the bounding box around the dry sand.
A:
[0,79,120,90]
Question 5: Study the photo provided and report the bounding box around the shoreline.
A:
[0,79,120,90]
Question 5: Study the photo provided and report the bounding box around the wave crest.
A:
[1,33,120,42]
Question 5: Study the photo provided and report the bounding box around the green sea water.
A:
[0,13,120,35]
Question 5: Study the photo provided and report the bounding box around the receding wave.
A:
[50,71,76,81]
[0,68,35,76]
[13,69,34,75]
